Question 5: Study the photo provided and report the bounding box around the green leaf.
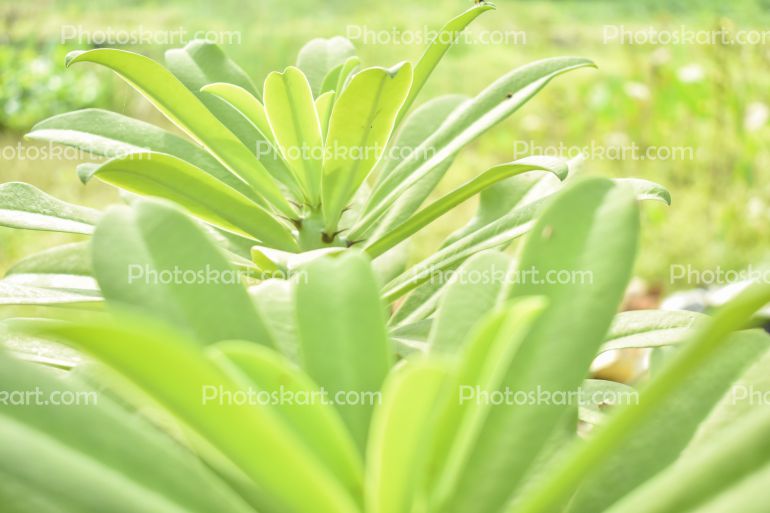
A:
[0,281,98,305]
[296,37,356,96]
[0,182,99,234]
[615,178,672,205]
[382,198,542,302]
[600,309,706,353]
[603,407,770,513]
[26,109,256,199]
[428,251,510,355]
[366,95,467,238]
[316,91,336,141]
[200,82,304,199]
[395,3,495,125]
[208,341,364,499]
[263,67,324,204]
[93,200,275,347]
[365,157,567,258]
[428,297,548,511]
[66,48,295,218]
[0,350,257,513]
[17,313,359,513]
[512,280,770,513]
[354,57,594,239]
[321,63,413,233]
[366,357,451,513]
[90,151,297,250]
[295,251,394,452]
[567,329,770,513]
[248,279,300,361]
[164,40,262,150]
[4,242,96,293]
[445,178,640,513]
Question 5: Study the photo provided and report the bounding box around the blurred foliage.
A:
[0,0,769,289]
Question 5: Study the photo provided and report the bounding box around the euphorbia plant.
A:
[2,177,769,513]
[0,4,668,313]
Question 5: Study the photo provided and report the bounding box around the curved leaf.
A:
[322,63,413,233]
[0,182,99,234]
[66,48,294,218]
[90,152,297,250]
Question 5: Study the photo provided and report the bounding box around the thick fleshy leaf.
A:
[354,57,594,239]
[295,251,394,452]
[4,242,96,293]
[366,95,467,238]
[263,67,324,204]
[90,152,297,250]
[512,281,770,513]
[66,48,294,217]
[365,157,567,258]
[0,182,99,234]
[0,349,255,513]
[444,178,640,513]
[602,407,770,513]
[315,91,335,140]
[428,251,510,354]
[0,281,99,305]
[92,200,274,347]
[395,3,494,124]
[248,279,299,361]
[428,297,548,511]
[366,357,451,513]
[600,309,706,353]
[26,109,255,199]
[164,40,262,151]
[16,313,359,513]
[208,341,363,498]
[321,63,413,233]
[567,329,770,513]
[296,37,356,96]
[200,82,303,198]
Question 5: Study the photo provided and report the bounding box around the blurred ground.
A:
[1,0,769,292]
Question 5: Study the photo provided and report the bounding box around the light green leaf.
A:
[164,40,261,150]
[603,407,770,513]
[316,90,336,141]
[600,309,706,353]
[0,281,99,306]
[366,357,451,513]
[66,48,294,218]
[90,151,297,250]
[366,95,467,238]
[295,251,394,452]
[0,350,257,513]
[16,313,359,513]
[263,67,324,204]
[567,329,770,513]
[512,280,770,513]
[355,57,594,239]
[395,3,494,125]
[365,157,567,258]
[26,109,256,199]
[445,178,640,513]
[296,37,356,96]
[428,297,548,511]
[4,242,96,293]
[0,182,99,234]
[321,63,413,233]
[428,251,510,354]
[208,341,364,499]
[92,200,275,347]
[248,279,300,361]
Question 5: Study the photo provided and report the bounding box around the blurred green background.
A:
[1,0,769,292]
